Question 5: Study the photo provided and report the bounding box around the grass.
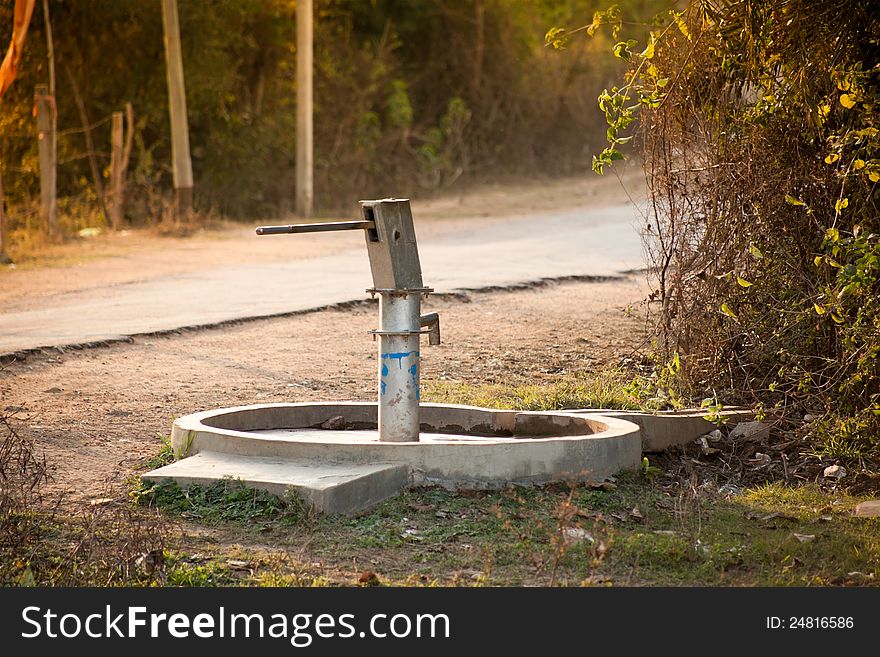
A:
[15,460,877,587]
[135,478,308,526]
[120,373,880,587]
[131,473,880,587]
[11,380,880,587]
[422,371,643,411]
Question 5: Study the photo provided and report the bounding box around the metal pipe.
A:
[378,291,421,442]
[256,220,374,235]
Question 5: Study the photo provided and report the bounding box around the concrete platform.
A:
[143,451,410,515]
[143,402,748,515]
[142,402,642,514]
[163,402,643,490]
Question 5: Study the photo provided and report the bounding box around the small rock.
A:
[707,429,724,443]
[803,414,815,422]
[696,435,720,455]
[823,464,846,480]
[729,421,770,442]
[320,415,348,430]
[853,500,880,517]
[134,549,165,577]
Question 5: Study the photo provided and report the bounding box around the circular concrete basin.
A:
[171,402,641,487]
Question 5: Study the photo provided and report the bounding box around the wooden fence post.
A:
[35,83,57,237]
[108,103,134,230]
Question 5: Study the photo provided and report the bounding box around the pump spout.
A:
[420,312,440,346]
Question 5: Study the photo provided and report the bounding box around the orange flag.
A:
[0,0,36,99]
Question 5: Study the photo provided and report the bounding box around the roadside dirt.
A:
[0,276,650,504]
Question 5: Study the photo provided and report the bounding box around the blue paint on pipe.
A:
[381,351,419,368]
[409,363,419,400]
[379,351,419,397]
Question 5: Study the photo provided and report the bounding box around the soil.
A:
[1,277,649,503]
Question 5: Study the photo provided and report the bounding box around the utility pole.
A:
[42,0,57,234]
[161,0,193,218]
[296,0,313,217]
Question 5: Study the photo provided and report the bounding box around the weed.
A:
[804,411,880,463]
[700,395,728,427]
[164,553,240,586]
[141,433,175,470]
[176,430,196,459]
[641,457,663,479]
[0,413,51,585]
[136,478,308,526]
[492,484,612,586]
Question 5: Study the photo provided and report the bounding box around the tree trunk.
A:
[66,67,109,223]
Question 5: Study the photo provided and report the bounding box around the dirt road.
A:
[0,170,646,356]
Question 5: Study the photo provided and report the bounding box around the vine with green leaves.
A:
[549,0,880,461]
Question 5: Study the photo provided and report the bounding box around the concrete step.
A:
[142,451,410,515]
[567,408,753,451]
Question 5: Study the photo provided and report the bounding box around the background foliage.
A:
[581,0,880,459]
[0,0,654,231]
